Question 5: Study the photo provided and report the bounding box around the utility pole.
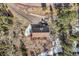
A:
[49,4,53,21]
[77,3,79,25]
[41,3,47,11]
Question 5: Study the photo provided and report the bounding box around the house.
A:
[24,20,51,56]
[24,20,50,40]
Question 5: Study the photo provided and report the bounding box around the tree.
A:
[0,40,14,56]
[20,40,27,56]
[41,3,47,10]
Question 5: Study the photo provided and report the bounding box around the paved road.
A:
[8,4,42,24]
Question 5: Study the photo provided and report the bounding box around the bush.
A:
[3,18,13,25]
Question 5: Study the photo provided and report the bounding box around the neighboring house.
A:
[53,38,63,56]
[72,41,79,55]
[75,27,79,36]
[76,44,79,55]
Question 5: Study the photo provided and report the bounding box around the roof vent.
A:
[39,18,48,27]
[40,27,43,31]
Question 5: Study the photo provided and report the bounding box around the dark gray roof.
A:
[31,22,49,32]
